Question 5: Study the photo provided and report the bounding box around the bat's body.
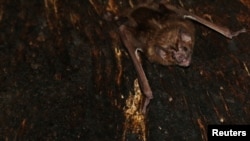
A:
[131,10,195,67]
[119,2,246,114]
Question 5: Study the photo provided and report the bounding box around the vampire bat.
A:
[119,2,246,114]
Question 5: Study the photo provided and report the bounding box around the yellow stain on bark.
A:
[123,79,146,141]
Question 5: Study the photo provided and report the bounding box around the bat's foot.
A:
[140,85,153,114]
[141,97,153,114]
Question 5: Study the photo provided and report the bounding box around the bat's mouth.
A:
[177,58,191,67]
[178,59,191,67]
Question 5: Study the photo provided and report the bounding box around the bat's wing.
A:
[160,2,246,39]
[119,25,153,114]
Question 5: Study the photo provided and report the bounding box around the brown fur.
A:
[119,2,245,114]
[124,4,195,67]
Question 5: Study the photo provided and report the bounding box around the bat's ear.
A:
[179,29,192,42]
[148,19,163,30]
[158,3,177,15]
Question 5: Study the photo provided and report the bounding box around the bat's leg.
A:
[160,3,246,39]
[134,48,152,114]
[119,25,153,114]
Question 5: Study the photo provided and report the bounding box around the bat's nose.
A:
[175,53,191,67]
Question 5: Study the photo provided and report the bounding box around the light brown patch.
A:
[123,79,147,141]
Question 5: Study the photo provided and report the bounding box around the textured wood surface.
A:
[0,0,249,141]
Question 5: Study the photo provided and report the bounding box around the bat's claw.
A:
[230,28,247,38]
[135,48,143,60]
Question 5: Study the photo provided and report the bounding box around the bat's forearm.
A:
[119,25,153,98]
[119,25,153,113]
[161,3,246,39]
[183,15,246,39]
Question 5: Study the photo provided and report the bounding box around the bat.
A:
[119,1,246,114]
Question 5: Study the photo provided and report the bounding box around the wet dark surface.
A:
[0,0,249,141]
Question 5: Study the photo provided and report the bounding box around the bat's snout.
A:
[177,57,191,67]
[174,52,192,67]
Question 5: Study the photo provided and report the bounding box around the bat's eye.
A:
[168,46,178,52]
[182,46,188,52]
[155,46,167,58]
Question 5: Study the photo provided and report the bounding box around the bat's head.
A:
[147,26,195,67]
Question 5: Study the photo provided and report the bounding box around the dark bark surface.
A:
[0,0,249,141]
